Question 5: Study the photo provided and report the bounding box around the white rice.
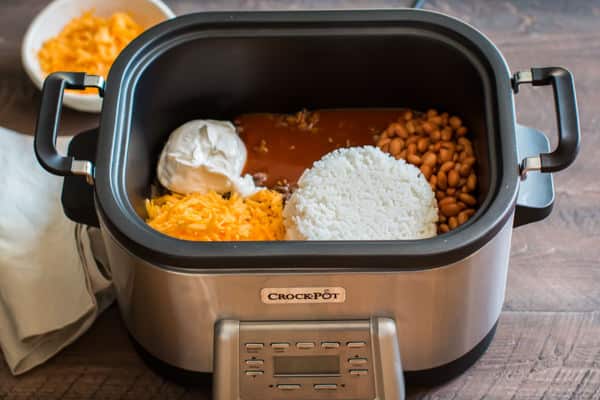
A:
[283,146,438,240]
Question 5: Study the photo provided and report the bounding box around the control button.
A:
[350,369,369,376]
[245,370,264,376]
[296,342,316,350]
[347,341,367,348]
[348,357,368,366]
[245,343,264,352]
[277,384,301,390]
[245,359,264,367]
[321,341,340,349]
[314,384,337,390]
[271,342,290,352]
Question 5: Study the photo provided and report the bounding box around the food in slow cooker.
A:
[145,190,284,241]
[145,107,478,241]
[284,146,438,240]
[38,10,142,94]
[156,120,259,197]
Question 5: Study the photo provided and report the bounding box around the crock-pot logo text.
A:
[261,287,346,304]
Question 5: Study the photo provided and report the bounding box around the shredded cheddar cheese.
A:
[38,10,142,93]
[145,190,285,241]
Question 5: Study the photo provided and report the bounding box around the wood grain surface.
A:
[1,0,599,399]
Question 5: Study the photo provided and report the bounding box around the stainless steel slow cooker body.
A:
[34,10,580,386]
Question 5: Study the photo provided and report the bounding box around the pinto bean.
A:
[458,209,476,225]
[448,216,459,229]
[459,163,472,177]
[420,164,433,179]
[441,203,460,217]
[407,154,422,166]
[467,173,477,191]
[429,174,438,188]
[441,141,456,152]
[407,136,419,145]
[458,137,472,147]
[440,161,455,173]
[448,169,460,187]
[426,109,438,118]
[378,134,391,145]
[407,143,417,155]
[417,137,430,153]
[422,152,437,166]
[422,122,434,134]
[439,148,452,163]
[441,127,453,141]
[459,193,477,206]
[429,116,443,126]
[441,112,449,125]
[449,116,462,129]
[438,196,456,207]
[437,170,448,190]
[389,138,404,155]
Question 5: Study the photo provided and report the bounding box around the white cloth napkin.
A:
[0,127,114,375]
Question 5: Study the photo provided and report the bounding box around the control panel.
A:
[213,318,404,400]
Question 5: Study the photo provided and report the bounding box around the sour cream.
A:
[157,120,258,196]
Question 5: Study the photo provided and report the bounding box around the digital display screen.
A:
[274,356,340,376]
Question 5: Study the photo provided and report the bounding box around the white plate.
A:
[22,0,175,113]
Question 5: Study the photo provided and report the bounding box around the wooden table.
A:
[1,0,599,398]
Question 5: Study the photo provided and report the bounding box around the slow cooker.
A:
[34,10,580,400]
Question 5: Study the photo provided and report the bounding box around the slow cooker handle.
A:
[514,124,555,227]
[34,72,105,185]
[512,67,580,178]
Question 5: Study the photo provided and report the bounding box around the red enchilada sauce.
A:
[236,109,406,187]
